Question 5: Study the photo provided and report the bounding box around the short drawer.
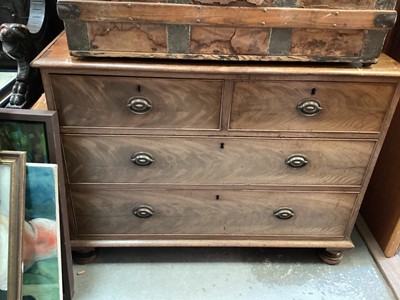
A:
[63,135,374,186]
[230,81,395,133]
[50,75,222,129]
[71,188,357,237]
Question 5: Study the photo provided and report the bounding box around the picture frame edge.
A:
[0,150,26,300]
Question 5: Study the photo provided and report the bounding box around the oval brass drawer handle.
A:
[285,154,308,168]
[131,152,154,166]
[297,99,322,116]
[274,207,295,220]
[127,97,152,114]
[133,205,154,218]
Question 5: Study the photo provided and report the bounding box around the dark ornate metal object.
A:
[0,0,63,108]
[0,0,29,68]
[0,23,38,108]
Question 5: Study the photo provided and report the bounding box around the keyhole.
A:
[216,195,220,200]
[220,143,225,149]
[311,88,316,95]
[137,85,142,92]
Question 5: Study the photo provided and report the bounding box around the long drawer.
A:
[71,188,357,237]
[63,135,375,186]
[50,75,223,129]
[230,81,395,133]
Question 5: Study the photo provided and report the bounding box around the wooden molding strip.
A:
[71,239,355,249]
[57,1,397,30]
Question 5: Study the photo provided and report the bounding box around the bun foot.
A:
[362,63,373,68]
[318,248,344,265]
[72,247,98,265]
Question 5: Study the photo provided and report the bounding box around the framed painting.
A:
[0,108,73,299]
[23,163,62,300]
[0,150,26,300]
[0,108,55,163]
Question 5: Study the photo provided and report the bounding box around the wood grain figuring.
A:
[290,29,365,57]
[50,75,222,129]
[62,135,375,186]
[70,188,356,236]
[88,22,167,53]
[230,81,395,132]
[190,26,270,55]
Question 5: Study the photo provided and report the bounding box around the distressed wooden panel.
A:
[58,0,397,62]
[300,0,375,9]
[230,81,395,132]
[290,29,365,57]
[190,26,270,55]
[32,34,398,71]
[50,75,222,129]
[88,22,167,53]
[71,188,357,237]
[84,0,378,8]
[58,2,397,30]
[189,0,274,5]
[63,136,375,186]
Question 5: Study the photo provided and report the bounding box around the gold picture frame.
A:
[0,151,26,300]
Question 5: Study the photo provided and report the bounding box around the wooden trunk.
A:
[57,0,398,65]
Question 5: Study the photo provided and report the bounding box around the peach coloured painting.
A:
[0,164,11,300]
[22,163,62,300]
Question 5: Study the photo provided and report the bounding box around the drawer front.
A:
[63,135,374,186]
[230,81,395,133]
[51,75,222,129]
[71,188,356,237]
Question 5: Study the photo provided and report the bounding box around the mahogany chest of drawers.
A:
[33,33,400,264]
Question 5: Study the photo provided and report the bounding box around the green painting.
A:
[0,121,49,163]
